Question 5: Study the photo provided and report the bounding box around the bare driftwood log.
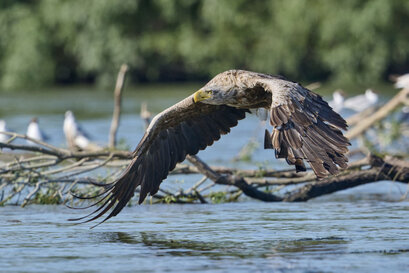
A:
[346,106,377,127]
[109,64,129,148]
[0,132,131,160]
[170,164,306,178]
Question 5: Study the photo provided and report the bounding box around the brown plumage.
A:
[71,69,349,225]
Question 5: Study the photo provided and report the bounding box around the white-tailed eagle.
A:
[72,70,350,225]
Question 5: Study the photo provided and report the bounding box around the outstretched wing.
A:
[252,75,350,177]
[72,95,248,225]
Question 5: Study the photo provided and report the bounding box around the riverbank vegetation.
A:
[1,0,409,90]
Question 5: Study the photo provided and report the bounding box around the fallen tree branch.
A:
[187,155,283,202]
[247,173,316,186]
[0,138,132,160]
[284,154,409,202]
[170,164,307,178]
[346,106,377,127]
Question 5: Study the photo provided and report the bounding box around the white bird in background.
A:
[63,110,95,150]
[343,89,378,112]
[328,90,345,112]
[0,119,10,143]
[394,74,409,89]
[26,117,49,145]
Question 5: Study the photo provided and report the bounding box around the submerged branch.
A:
[187,155,283,202]
[284,154,409,202]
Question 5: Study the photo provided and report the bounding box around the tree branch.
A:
[109,64,128,148]
[186,155,283,202]
[346,88,409,140]
[284,154,409,202]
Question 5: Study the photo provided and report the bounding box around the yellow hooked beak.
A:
[193,89,212,103]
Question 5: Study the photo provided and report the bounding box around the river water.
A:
[2,199,409,273]
[1,85,408,272]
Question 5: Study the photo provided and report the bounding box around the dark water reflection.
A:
[103,231,349,259]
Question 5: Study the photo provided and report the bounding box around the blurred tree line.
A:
[1,0,409,90]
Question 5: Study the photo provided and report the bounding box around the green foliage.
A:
[208,191,228,204]
[1,0,409,90]
[0,4,54,90]
[163,195,178,204]
[33,187,61,205]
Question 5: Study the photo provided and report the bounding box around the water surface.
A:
[2,198,409,273]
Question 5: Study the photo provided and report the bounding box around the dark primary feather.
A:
[70,95,248,225]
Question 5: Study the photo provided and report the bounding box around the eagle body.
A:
[74,70,350,225]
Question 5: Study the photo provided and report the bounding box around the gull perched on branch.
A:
[26,117,49,145]
[343,89,378,112]
[71,69,350,225]
[0,119,10,143]
[63,111,99,151]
